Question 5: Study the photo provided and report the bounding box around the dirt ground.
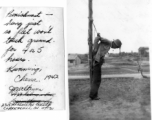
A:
[69,77,151,120]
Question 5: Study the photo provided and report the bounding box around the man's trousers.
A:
[89,62,102,99]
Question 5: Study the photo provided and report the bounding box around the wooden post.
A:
[88,0,93,84]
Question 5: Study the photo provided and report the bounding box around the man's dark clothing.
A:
[89,36,111,100]
[89,59,104,99]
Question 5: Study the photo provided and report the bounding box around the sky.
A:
[67,0,152,54]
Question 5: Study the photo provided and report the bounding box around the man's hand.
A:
[100,58,105,65]
[93,36,101,52]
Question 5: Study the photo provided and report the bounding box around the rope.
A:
[93,22,98,34]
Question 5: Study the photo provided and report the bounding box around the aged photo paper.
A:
[0,7,65,110]
[68,0,151,120]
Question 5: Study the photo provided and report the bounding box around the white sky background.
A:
[68,0,152,54]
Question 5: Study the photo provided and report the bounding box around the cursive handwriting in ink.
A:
[4,19,22,29]
[44,74,59,80]
[6,64,42,75]
[5,35,25,44]
[14,73,39,82]
[9,85,43,93]
[5,53,26,62]
[22,46,44,54]
[3,30,11,34]
[7,9,42,17]
[1,8,59,110]
[24,20,42,29]
[11,93,55,97]
[34,26,53,34]
[1,45,16,58]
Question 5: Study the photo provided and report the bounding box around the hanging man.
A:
[89,33,122,100]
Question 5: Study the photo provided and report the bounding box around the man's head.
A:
[111,39,122,49]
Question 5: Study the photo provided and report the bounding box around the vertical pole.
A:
[88,0,93,85]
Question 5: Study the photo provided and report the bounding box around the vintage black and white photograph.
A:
[68,0,151,120]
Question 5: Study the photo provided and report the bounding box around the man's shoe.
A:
[91,97,100,100]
